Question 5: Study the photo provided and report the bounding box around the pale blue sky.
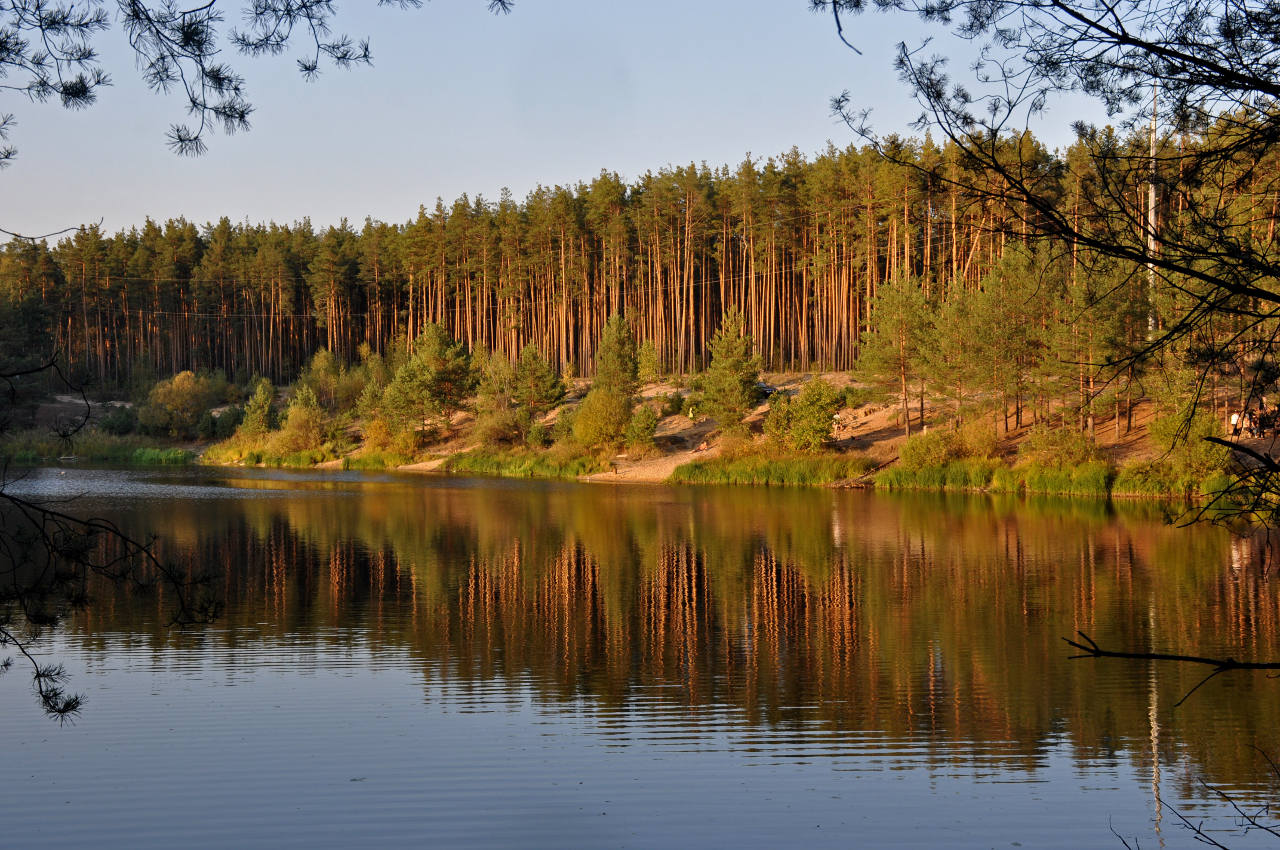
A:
[4,0,1097,237]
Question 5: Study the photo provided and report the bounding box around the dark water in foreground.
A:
[4,467,1280,848]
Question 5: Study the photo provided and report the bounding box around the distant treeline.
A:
[0,130,1266,413]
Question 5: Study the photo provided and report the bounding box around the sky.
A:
[3,0,1101,238]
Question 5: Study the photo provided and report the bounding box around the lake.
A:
[3,467,1279,848]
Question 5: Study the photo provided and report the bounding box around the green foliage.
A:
[897,429,957,470]
[593,314,638,397]
[572,387,632,450]
[444,447,605,479]
[381,324,474,442]
[275,384,327,450]
[637,339,662,384]
[340,451,411,470]
[214,406,243,440]
[0,429,187,464]
[197,410,217,439]
[98,404,137,436]
[130,447,194,465]
[766,379,843,452]
[472,344,564,447]
[877,459,1111,496]
[1018,425,1100,467]
[898,420,997,471]
[624,404,660,451]
[858,276,929,433]
[670,449,875,487]
[241,378,276,434]
[137,370,232,439]
[297,348,366,412]
[700,309,760,434]
[1149,407,1230,478]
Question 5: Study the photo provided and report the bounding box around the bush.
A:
[637,339,662,384]
[670,449,875,487]
[444,447,605,479]
[625,404,660,451]
[763,379,842,452]
[238,378,276,437]
[898,429,962,470]
[274,385,327,453]
[98,404,137,436]
[787,379,843,451]
[1018,425,1099,466]
[593,314,638,397]
[572,387,632,449]
[137,370,231,439]
[214,406,243,440]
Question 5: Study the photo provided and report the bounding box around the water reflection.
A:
[29,468,1275,808]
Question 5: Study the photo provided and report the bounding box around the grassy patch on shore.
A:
[670,450,877,487]
[341,452,412,470]
[202,445,334,468]
[876,457,1229,500]
[443,447,605,479]
[0,429,195,466]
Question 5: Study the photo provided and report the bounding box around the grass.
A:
[444,447,606,479]
[876,456,1227,501]
[0,429,194,466]
[341,451,412,470]
[669,450,877,487]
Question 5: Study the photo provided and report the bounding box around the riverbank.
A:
[3,372,1242,502]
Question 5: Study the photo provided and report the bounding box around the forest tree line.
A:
[0,126,1272,436]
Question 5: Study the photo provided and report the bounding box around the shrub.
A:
[572,387,631,449]
[898,429,962,470]
[274,385,327,453]
[98,404,137,436]
[625,404,660,451]
[787,379,842,451]
[1018,425,1100,466]
[764,379,843,452]
[214,406,243,440]
[637,339,662,384]
[137,370,231,439]
[381,324,475,438]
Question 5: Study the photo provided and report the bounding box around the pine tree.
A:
[700,309,760,435]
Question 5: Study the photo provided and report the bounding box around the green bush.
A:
[1018,425,1100,466]
[98,404,137,436]
[214,406,243,440]
[625,404,660,451]
[444,447,605,479]
[637,339,662,384]
[670,449,875,487]
[764,379,842,452]
[572,387,632,449]
[137,370,232,439]
[898,429,962,470]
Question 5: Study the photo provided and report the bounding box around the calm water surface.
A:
[4,467,1280,848]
